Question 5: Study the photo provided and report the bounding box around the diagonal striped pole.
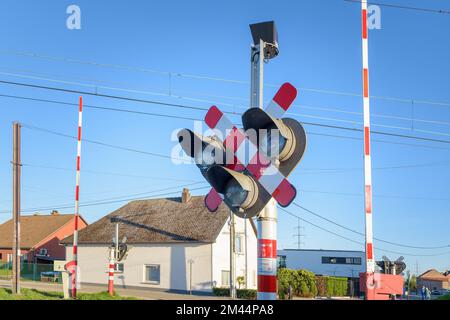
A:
[361,0,376,300]
[71,96,83,298]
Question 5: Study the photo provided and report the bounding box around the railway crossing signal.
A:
[177,82,306,218]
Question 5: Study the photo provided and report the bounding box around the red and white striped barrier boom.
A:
[71,96,83,298]
[361,0,376,299]
[204,83,297,211]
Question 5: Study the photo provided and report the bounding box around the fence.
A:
[0,262,59,282]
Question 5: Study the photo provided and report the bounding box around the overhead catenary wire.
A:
[344,0,450,15]
[3,67,450,130]
[21,163,197,182]
[0,183,208,215]
[291,202,450,250]
[4,90,449,151]
[20,123,187,161]
[2,49,450,107]
[279,207,450,257]
[1,90,450,152]
[3,81,450,146]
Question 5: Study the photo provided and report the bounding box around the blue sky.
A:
[0,0,449,274]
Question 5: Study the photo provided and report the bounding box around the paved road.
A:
[0,280,231,300]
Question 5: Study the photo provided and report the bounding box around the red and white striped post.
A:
[361,0,376,300]
[257,199,278,300]
[108,248,115,295]
[71,96,83,298]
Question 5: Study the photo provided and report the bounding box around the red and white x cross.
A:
[204,83,298,212]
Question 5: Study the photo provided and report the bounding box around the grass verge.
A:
[0,287,136,300]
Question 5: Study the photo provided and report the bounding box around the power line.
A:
[291,202,450,250]
[298,188,450,202]
[0,93,204,122]
[21,123,185,161]
[279,207,450,257]
[21,163,197,182]
[301,159,450,173]
[344,0,450,15]
[0,79,229,115]
[4,67,450,129]
[0,183,209,215]
[307,131,450,151]
[2,49,450,107]
[2,89,449,151]
[3,81,450,146]
[21,123,450,179]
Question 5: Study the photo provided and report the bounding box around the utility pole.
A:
[12,122,21,295]
[293,219,305,249]
[115,222,119,262]
[229,212,236,299]
[188,259,194,295]
[244,219,248,289]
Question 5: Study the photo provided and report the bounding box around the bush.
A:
[295,270,318,297]
[277,268,317,299]
[237,289,257,300]
[315,276,348,297]
[212,288,257,300]
[213,287,230,296]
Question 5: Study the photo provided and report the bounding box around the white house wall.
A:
[212,216,257,289]
[66,242,213,292]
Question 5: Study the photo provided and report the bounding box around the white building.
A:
[62,189,257,293]
[277,249,365,278]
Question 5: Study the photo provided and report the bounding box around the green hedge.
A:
[212,287,257,300]
[315,276,348,297]
[278,269,318,299]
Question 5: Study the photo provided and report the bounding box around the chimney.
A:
[182,188,191,203]
[51,210,59,216]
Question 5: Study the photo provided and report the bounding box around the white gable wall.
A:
[64,216,258,293]
[66,242,213,292]
[212,215,258,290]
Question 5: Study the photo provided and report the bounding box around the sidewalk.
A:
[0,280,231,300]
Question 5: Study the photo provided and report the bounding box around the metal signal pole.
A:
[251,38,278,300]
[12,122,21,294]
[229,211,236,299]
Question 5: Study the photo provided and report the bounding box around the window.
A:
[235,235,243,254]
[322,256,362,265]
[277,255,287,268]
[115,263,124,273]
[7,254,12,262]
[221,270,230,287]
[144,265,160,284]
[0,253,2,260]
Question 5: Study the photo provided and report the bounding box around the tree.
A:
[409,275,417,293]
[236,276,245,289]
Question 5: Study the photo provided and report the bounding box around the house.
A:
[417,269,449,292]
[277,248,365,278]
[277,248,365,296]
[61,189,257,293]
[0,210,87,264]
